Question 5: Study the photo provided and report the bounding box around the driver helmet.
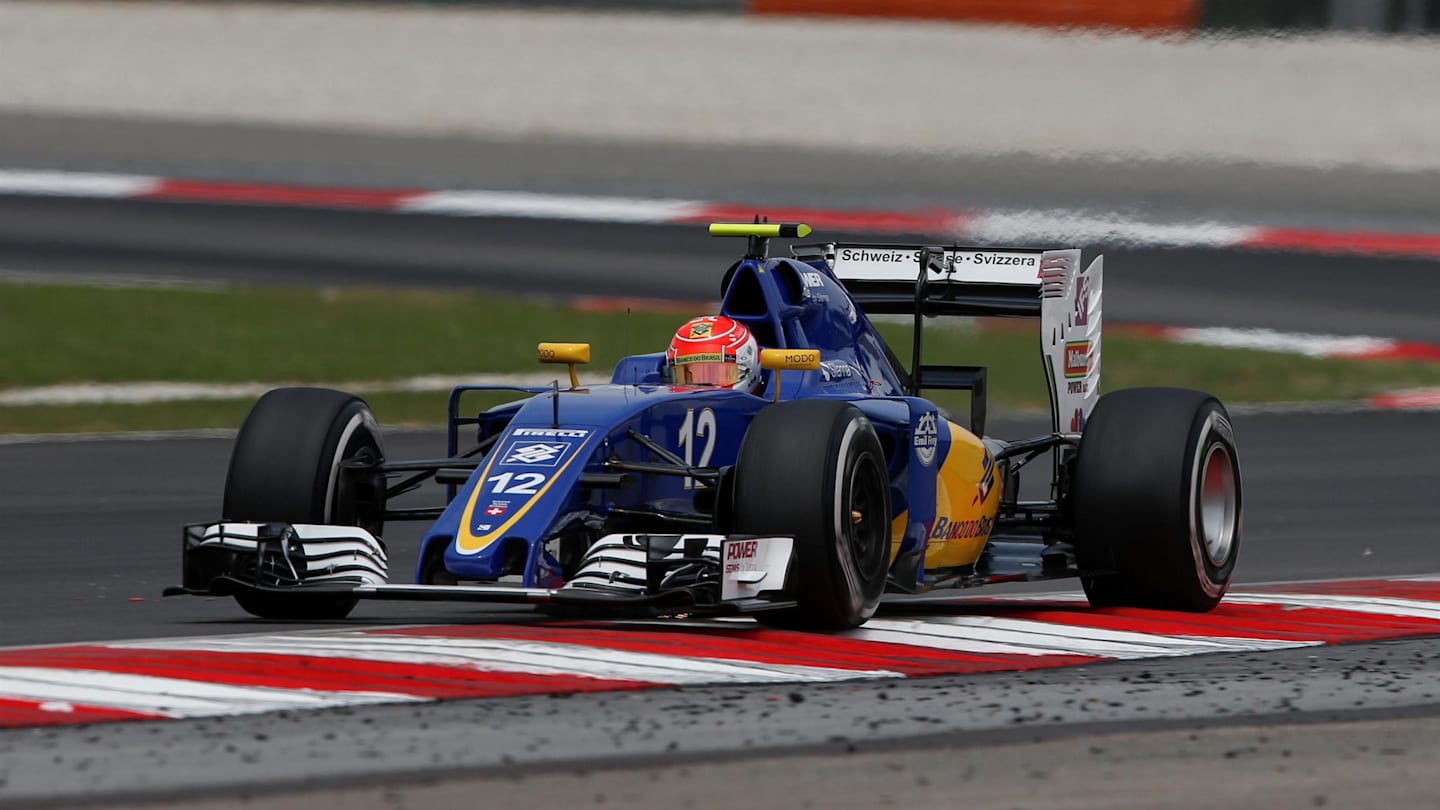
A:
[665,316,760,394]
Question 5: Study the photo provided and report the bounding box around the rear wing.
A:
[794,242,1103,435]
[813,244,1047,317]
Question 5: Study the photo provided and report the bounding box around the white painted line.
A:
[965,210,1259,249]
[398,190,705,224]
[0,666,422,718]
[853,616,1312,659]
[0,381,288,407]
[0,169,160,198]
[1222,592,1440,621]
[0,428,239,446]
[0,268,230,291]
[120,633,902,685]
[0,373,583,406]
[1166,326,1396,358]
[848,622,1082,657]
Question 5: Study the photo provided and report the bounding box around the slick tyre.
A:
[1071,387,1241,612]
[222,387,386,620]
[732,400,890,630]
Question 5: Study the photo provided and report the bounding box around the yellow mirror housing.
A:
[537,343,591,365]
[760,348,821,371]
[537,342,591,389]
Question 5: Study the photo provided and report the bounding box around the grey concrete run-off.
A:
[1,2,1439,174]
[73,715,1440,810]
[5,4,1440,230]
[8,639,1440,808]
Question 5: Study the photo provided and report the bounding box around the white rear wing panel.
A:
[823,243,1045,319]
[833,245,1045,286]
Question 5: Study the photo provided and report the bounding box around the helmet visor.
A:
[676,360,740,387]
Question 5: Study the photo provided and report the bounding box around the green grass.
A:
[0,284,682,384]
[2,281,1438,434]
[909,320,1440,409]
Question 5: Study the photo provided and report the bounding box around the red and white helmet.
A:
[665,316,760,394]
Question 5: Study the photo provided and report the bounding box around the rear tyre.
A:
[222,387,387,620]
[1071,387,1241,612]
[731,400,891,630]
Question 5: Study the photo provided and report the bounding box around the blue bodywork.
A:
[418,254,963,590]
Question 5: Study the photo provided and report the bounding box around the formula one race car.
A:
[168,223,1242,629]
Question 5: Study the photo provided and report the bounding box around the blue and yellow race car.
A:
[170,223,1243,630]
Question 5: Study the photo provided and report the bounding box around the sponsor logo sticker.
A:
[688,321,713,338]
[1064,340,1091,378]
[673,352,724,365]
[1073,276,1091,326]
[930,515,994,541]
[475,500,510,531]
[838,247,910,263]
[725,539,759,565]
[974,451,995,505]
[820,361,858,382]
[720,536,793,600]
[501,441,568,466]
[914,411,939,467]
[963,253,1038,267]
[513,428,590,438]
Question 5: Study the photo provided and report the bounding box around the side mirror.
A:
[759,348,821,402]
[538,342,591,389]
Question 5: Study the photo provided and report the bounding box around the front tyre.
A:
[731,400,891,630]
[222,387,387,620]
[1071,387,1241,612]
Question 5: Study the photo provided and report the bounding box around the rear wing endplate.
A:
[796,242,1103,435]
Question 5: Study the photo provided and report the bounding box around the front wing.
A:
[168,523,798,618]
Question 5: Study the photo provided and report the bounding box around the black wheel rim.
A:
[336,443,385,536]
[845,452,889,576]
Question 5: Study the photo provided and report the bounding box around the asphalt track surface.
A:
[7,112,1440,234]
[2,194,1440,343]
[3,407,1438,651]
